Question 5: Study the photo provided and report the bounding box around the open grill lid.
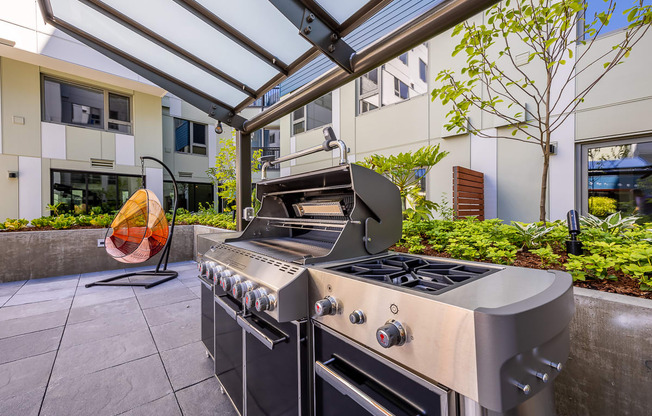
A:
[225,129,401,265]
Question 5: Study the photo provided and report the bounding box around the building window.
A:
[356,43,428,114]
[291,93,332,134]
[51,169,142,214]
[42,77,132,134]
[419,59,427,83]
[174,118,207,155]
[394,77,409,99]
[581,139,652,220]
[164,181,215,213]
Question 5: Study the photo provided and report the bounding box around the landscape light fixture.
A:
[565,209,583,255]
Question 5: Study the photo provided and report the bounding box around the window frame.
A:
[419,58,428,83]
[291,92,333,135]
[41,75,133,134]
[394,77,409,99]
[577,135,652,215]
[174,118,208,156]
[358,68,381,115]
[398,52,408,66]
[50,168,142,214]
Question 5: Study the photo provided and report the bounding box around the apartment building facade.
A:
[278,0,652,223]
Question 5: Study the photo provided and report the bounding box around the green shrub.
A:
[588,196,618,217]
[531,245,560,267]
[3,218,29,230]
[51,215,76,230]
[31,216,53,228]
[90,214,114,228]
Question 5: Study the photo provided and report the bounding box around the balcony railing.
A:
[249,87,280,108]
[253,146,280,170]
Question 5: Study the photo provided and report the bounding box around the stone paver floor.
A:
[0,261,237,416]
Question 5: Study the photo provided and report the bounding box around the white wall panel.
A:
[115,133,135,165]
[41,122,66,159]
[470,129,497,219]
[145,167,163,205]
[549,116,575,220]
[18,156,41,220]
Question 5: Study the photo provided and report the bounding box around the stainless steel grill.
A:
[197,128,574,416]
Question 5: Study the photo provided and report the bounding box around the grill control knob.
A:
[314,296,339,316]
[198,261,208,277]
[208,264,225,284]
[220,273,241,293]
[232,281,255,298]
[245,288,267,309]
[349,310,365,324]
[255,294,276,312]
[376,320,406,348]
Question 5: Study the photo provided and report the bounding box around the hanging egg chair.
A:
[105,189,169,263]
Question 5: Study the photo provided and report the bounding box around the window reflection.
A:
[587,142,652,219]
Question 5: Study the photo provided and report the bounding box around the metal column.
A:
[235,130,252,231]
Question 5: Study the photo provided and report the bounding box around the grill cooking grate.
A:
[331,254,498,294]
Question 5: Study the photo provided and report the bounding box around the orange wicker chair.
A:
[86,156,179,289]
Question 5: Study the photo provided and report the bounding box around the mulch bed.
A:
[391,245,652,300]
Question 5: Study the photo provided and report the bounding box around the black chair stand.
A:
[86,156,180,289]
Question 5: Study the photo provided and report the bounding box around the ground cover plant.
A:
[394,212,652,298]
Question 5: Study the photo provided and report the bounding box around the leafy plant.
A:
[206,132,263,212]
[90,214,114,228]
[588,196,618,217]
[580,212,639,235]
[431,0,652,221]
[3,218,29,230]
[511,221,555,250]
[46,203,64,216]
[358,145,449,218]
[51,215,76,230]
[531,245,561,268]
[31,216,53,228]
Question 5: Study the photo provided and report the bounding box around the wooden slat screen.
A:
[453,166,484,220]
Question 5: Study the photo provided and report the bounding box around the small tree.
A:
[431,0,652,221]
[206,131,263,212]
[358,144,449,219]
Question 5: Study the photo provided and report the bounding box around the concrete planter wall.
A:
[555,288,652,415]
[0,225,222,282]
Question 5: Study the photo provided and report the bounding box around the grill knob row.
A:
[255,294,276,312]
[232,281,255,298]
[220,272,240,292]
[245,288,268,309]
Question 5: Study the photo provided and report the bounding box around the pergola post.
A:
[235,130,252,231]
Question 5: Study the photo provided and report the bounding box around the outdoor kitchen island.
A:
[197,138,575,416]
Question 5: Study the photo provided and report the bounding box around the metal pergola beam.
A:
[243,0,501,133]
[270,0,356,73]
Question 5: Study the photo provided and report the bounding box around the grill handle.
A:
[315,360,394,416]
[214,295,239,320]
[261,127,347,179]
[236,314,289,351]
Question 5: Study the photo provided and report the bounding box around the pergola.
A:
[38,0,498,230]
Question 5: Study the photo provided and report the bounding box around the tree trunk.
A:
[540,132,551,223]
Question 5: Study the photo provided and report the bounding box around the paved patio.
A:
[0,261,237,416]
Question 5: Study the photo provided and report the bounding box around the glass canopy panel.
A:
[100,0,279,90]
[315,0,373,24]
[194,0,312,65]
[49,0,248,107]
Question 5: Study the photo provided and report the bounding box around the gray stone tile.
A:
[60,310,148,349]
[51,329,157,384]
[4,286,76,306]
[68,296,141,325]
[1,386,45,416]
[143,298,199,327]
[22,274,79,292]
[71,285,135,308]
[176,377,238,416]
[0,310,68,339]
[136,286,198,310]
[119,393,181,416]
[0,327,63,365]
[0,298,72,322]
[179,277,201,289]
[78,269,126,287]
[41,354,172,416]
[0,351,56,401]
[150,315,201,352]
[131,278,186,295]
[0,281,25,297]
[189,285,202,298]
[0,295,10,307]
[160,341,214,391]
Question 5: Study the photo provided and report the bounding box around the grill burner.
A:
[332,254,497,294]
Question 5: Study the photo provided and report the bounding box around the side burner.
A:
[331,254,499,294]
